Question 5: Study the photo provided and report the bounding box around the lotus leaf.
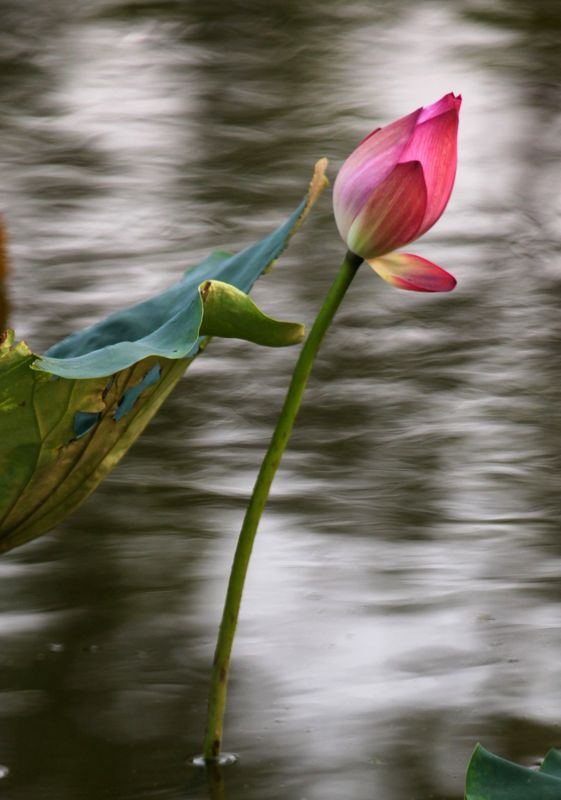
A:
[466,744,561,799]
[0,160,327,553]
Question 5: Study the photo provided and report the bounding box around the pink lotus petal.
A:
[346,161,427,259]
[368,252,457,292]
[333,93,461,261]
[418,92,462,124]
[399,108,459,234]
[333,108,422,240]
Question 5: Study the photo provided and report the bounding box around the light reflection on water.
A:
[1,1,561,798]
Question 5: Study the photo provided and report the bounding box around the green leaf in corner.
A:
[465,744,561,800]
[541,750,561,780]
[0,159,327,553]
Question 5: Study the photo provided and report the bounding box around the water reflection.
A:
[1,0,560,798]
[203,763,227,800]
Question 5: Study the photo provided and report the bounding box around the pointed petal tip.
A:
[444,91,462,106]
[450,93,462,113]
[368,252,457,293]
[419,92,462,123]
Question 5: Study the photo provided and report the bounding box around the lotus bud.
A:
[333,93,461,292]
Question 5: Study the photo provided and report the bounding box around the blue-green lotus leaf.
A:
[0,160,328,553]
[466,744,561,799]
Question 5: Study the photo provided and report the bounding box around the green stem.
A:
[202,250,363,761]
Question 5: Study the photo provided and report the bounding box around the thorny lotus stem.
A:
[202,250,363,762]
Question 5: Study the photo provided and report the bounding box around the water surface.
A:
[1,1,560,798]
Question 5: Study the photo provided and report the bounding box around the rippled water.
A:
[1,1,560,798]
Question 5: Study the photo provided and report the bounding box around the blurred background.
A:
[1,0,560,798]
